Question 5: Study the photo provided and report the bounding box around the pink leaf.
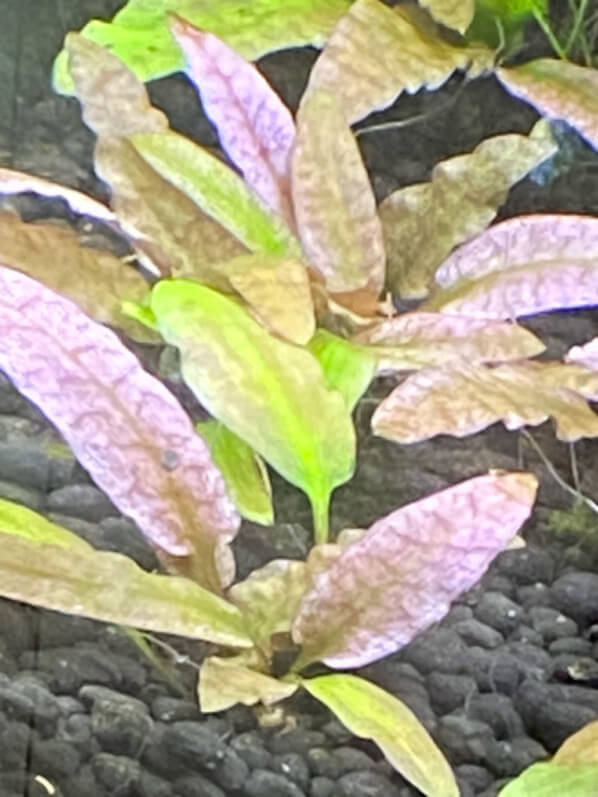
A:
[292,472,537,668]
[0,266,239,592]
[170,16,296,229]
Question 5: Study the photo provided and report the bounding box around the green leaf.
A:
[195,419,274,526]
[302,673,459,797]
[131,132,301,257]
[498,761,598,796]
[150,279,356,544]
[0,526,252,648]
[306,329,377,412]
[52,0,352,95]
[0,497,89,549]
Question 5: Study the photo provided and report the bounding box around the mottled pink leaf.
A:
[497,59,598,151]
[292,472,538,668]
[291,90,385,294]
[425,214,598,319]
[566,337,598,372]
[0,267,239,593]
[170,16,296,229]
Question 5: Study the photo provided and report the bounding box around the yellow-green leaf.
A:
[498,761,598,796]
[200,654,297,713]
[302,673,459,797]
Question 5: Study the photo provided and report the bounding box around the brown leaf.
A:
[371,360,598,444]
[352,312,544,371]
[0,212,157,342]
[424,214,598,319]
[497,58,598,151]
[419,0,475,33]
[292,90,385,294]
[303,0,483,124]
[553,720,598,765]
[380,120,556,298]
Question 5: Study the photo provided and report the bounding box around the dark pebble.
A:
[516,583,552,608]
[332,770,402,797]
[137,770,172,797]
[474,593,525,636]
[211,749,249,791]
[244,769,306,797]
[89,693,153,757]
[30,737,81,780]
[534,700,598,751]
[516,679,598,750]
[174,774,226,797]
[548,637,593,656]
[505,642,552,681]
[92,753,141,790]
[333,746,378,774]
[467,693,525,739]
[458,648,521,695]
[482,736,548,778]
[427,672,477,715]
[20,644,124,693]
[273,752,310,790]
[311,776,334,797]
[496,549,555,584]
[401,629,467,674]
[452,619,504,649]
[161,721,227,771]
[508,625,543,645]
[46,483,118,522]
[551,572,598,626]
[455,763,493,791]
[435,715,495,766]
[152,696,201,722]
[268,728,326,756]
[443,605,474,625]
[528,606,578,641]
[481,574,517,599]
[230,731,272,769]
[307,748,342,779]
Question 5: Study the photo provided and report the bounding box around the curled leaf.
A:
[171,16,296,228]
[303,673,459,797]
[0,267,239,592]
[293,472,537,668]
[372,360,598,444]
[292,90,385,295]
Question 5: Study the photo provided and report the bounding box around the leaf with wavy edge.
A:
[352,312,544,372]
[292,90,385,295]
[554,720,598,765]
[0,168,116,224]
[131,131,300,258]
[420,0,475,33]
[303,0,489,125]
[195,419,273,526]
[380,120,556,298]
[150,278,356,544]
[303,673,459,797]
[170,16,296,229]
[372,360,598,444]
[292,472,537,669]
[424,214,598,319]
[227,559,309,646]
[53,0,352,95]
[0,529,251,648]
[306,329,378,411]
[0,212,157,343]
[497,59,598,151]
[0,267,239,593]
[200,653,297,712]
[497,762,598,796]
[566,338,598,372]
[221,254,315,345]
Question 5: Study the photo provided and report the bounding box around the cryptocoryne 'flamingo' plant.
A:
[1,2,598,792]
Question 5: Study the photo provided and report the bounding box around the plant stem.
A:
[532,6,569,60]
[565,0,590,56]
[311,492,331,545]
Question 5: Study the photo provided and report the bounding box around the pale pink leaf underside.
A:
[566,337,598,372]
[371,360,598,444]
[292,90,385,294]
[425,214,598,318]
[171,17,296,229]
[293,472,538,668]
[0,267,239,591]
[497,59,598,151]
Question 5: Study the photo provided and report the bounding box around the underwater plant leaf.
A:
[0,530,252,648]
[304,0,483,124]
[566,337,598,372]
[303,673,459,797]
[352,312,545,372]
[424,214,598,318]
[0,212,157,343]
[171,17,296,228]
[372,360,598,444]
[150,278,356,544]
[53,0,352,94]
[0,267,240,592]
[306,329,378,411]
[195,419,273,526]
[292,90,385,295]
[497,58,598,151]
[419,0,475,33]
[0,168,116,224]
[131,131,300,258]
[380,120,556,298]
[222,254,315,345]
[554,720,598,764]
[227,559,309,645]
[200,654,298,713]
[497,762,598,796]
[0,498,90,549]
[292,472,537,668]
